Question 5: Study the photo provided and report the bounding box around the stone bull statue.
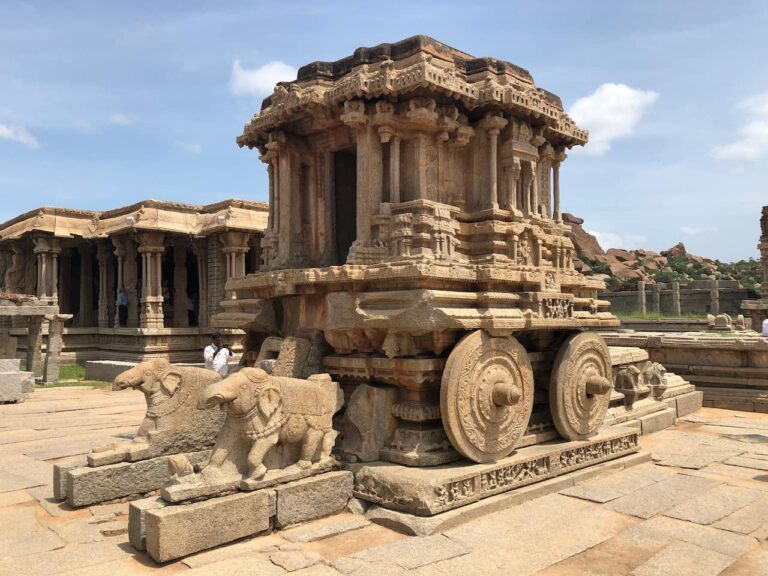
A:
[197,367,343,484]
[88,359,225,466]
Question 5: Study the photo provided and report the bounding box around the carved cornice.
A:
[238,36,588,149]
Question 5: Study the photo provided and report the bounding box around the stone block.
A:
[19,371,35,393]
[713,400,755,411]
[128,496,166,551]
[275,470,353,528]
[675,390,703,417]
[0,358,21,371]
[0,372,23,403]
[638,408,676,435]
[0,335,17,358]
[84,360,136,383]
[66,450,210,507]
[52,455,88,500]
[145,489,270,563]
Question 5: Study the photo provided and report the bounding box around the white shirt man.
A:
[204,334,234,377]
[762,318,768,337]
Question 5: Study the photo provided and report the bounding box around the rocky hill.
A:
[563,213,763,290]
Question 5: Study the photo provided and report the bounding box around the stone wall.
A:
[601,284,757,316]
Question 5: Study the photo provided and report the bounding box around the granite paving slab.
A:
[631,540,736,576]
[725,455,768,471]
[663,484,763,525]
[606,474,722,518]
[713,496,768,534]
[559,462,675,503]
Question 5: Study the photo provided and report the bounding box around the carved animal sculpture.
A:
[198,367,343,481]
[88,359,225,466]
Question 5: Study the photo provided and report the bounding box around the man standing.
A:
[204,332,234,376]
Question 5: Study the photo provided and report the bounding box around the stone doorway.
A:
[333,148,356,265]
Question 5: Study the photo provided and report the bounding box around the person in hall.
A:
[117,287,128,326]
[204,332,234,376]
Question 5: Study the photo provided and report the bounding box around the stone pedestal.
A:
[133,470,353,562]
[58,450,211,508]
[353,427,639,516]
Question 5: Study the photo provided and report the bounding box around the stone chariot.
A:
[219,35,621,468]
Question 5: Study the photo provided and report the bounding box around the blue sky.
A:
[1,1,767,261]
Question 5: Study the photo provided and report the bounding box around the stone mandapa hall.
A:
[0,199,267,363]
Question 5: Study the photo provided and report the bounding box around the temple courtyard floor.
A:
[0,387,767,576]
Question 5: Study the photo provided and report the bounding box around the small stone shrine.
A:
[123,36,700,561]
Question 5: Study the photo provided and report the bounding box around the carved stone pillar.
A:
[32,235,61,305]
[710,277,720,316]
[553,149,566,222]
[652,283,661,316]
[26,316,44,378]
[96,242,112,328]
[173,243,189,328]
[112,238,124,327]
[220,231,251,299]
[125,239,139,328]
[638,281,647,317]
[390,136,401,203]
[672,281,681,316]
[521,161,532,216]
[478,113,508,211]
[193,238,209,328]
[0,246,11,292]
[78,244,95,327]
[42,313,72,384]
[503,158,521,211]
[529,161,539,217]
[137,232,165,329]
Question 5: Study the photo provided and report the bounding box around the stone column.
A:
[32,235,61,305]
[390,136,401,203]
[710,277,720,316]
[42,314,72,385]
[529,161,539,217]
[0,247,11,292]
[137,232,165,329]
[672,281,681,316]
[96,242,112,328]
[220,231,251,299]
[553,149,566,222]
[478,114,508,211]
[58,249,71,314]
[652,283,661,316]
[521,161,533,216]
[504,159,521,211]
[193,238,209,328]
[26,316,44,378]
[173,243,189,328]
[112,238,125,327]
[78,244,95,327]
[125,240,139,328]
[638,280,647,316]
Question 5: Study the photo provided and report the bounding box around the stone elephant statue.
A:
[198,367,343,482]
[87,359,225,466]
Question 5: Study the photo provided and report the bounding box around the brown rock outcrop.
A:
[563,213,605,263]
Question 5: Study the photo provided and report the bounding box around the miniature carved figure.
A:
[87,360,225,466]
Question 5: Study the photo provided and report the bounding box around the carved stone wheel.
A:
[440,330,534,463]
[549,331,613,441]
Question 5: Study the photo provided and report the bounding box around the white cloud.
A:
[177,141,202,154]
[108,113,135,126]
[589,230,648,250]
[569,83,659,156]
[0,123,40,149]
[230,59,297,96]
[712,93,768,161]
[681,226,718,236]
